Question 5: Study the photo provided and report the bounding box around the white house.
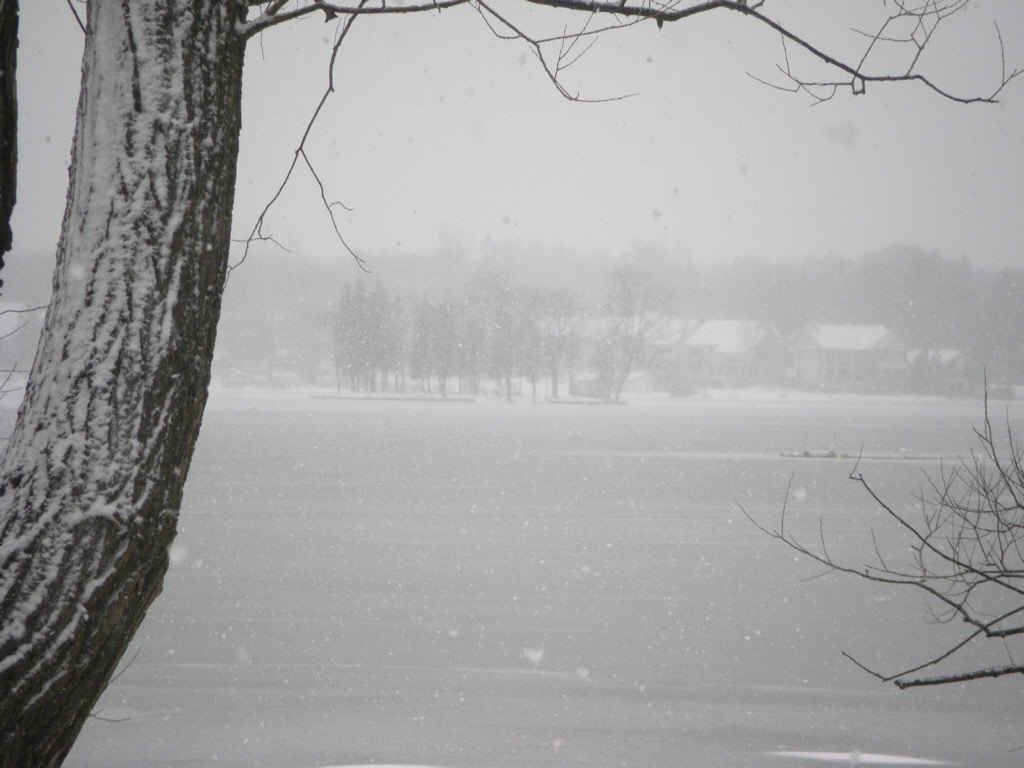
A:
[791,324,908,390]
[677,319,785,388]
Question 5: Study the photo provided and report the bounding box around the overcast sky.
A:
[10,2,1024,282]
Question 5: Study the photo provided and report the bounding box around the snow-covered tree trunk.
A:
[0,2,246,766]
[0,0,16,271]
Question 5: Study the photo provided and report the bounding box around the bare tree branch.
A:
[894,662,1024,689]
[474,0,639,102]
[241,1,1022,105]
[241,0,472,37]
[64,0,86,34]
[745,392,1024,689]
[234,4,369,272]
[234,1,1021,273]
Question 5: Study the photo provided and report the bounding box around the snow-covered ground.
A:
[47,390,1020,767]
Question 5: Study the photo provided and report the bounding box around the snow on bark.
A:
[0,2,246,766]
[0,0,15,268]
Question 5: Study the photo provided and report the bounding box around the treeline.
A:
[331,270,594,398]
[689,248,1024,383]
[213,245,1024,392]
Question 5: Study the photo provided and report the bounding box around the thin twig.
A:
[748,388,1024,688]
[65,0,86,34]
[234,3,369,273]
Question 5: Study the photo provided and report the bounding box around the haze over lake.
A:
[47,391,1023,768]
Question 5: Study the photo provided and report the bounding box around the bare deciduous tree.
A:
[0,1,1019,766]
[597,249,680,401]
[0,5,246,766]
[745,394,1024,689]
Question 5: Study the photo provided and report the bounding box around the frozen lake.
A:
[48,392,1021,767]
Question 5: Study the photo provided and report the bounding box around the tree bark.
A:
[0,2,246,766]
[0,0,17,285]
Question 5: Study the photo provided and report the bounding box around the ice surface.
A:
[768,752,948,765]
[33,391,1020,768]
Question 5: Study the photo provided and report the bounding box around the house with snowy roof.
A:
[791,324,908,391]
[676,319,785,389]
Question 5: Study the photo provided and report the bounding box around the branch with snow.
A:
[233,0,1020,271]
[240,1,1021,104]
